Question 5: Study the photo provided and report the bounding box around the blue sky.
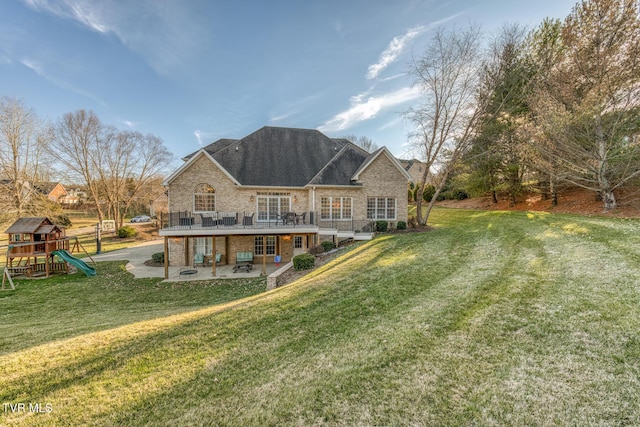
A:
[0,0,576,160]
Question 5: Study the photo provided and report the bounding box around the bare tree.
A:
[341,134,379,153]
[49,110,173,226]
[0,97,48,221]
[49,110,110,222]
[405,25,486,225]
[529,0,640,210]
[102,131,173,227]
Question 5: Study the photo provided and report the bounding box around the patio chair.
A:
[193,253,205,268]
[200,214,217,227]
[221,213,237,226]
[297,212,307,224]
[283,212,296,225]
[243,212,255,226]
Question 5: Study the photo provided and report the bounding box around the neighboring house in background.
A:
[32,182,68,203]
[398,159,428,184]
[60,187,88,205]
[0,180,69,204]
[160,126,411,278]
[150,192,168,217]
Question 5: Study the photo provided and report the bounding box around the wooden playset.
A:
[2,217,94,288]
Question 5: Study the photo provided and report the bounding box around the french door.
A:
[257,195,291,222]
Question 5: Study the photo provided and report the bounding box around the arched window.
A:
[194,183,215,212]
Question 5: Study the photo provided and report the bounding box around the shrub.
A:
[117,225,137,238]
[293,253,315,271]
[397,221,407,230]
[321,241,334,252]
[376,221,388,232]
[446,188,469,200]
[151,252,164,263]
[54,215,72,228]
[422,184,436,202]
[308,245,325,255]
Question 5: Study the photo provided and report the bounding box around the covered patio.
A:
[159,230,317,280]
[91,239,289,285]
[164,262,284,282]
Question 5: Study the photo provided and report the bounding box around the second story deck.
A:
[159,211,376,239]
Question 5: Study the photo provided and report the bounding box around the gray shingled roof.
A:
[187,126,370,187]
[309,144,369,186]
[5,217,55,234]
[33,182,61,195]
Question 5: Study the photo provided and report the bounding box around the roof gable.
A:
[309,144,369,186]
[352,147,413,182]
[205,127,349,187]
[5,217,57,234]
[163,149,241,186]
[33,182,64,195]
[183,138,239,161]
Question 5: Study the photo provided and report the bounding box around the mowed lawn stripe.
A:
[1,208,639,426]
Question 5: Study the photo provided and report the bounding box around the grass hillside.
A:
[2,208,640,426]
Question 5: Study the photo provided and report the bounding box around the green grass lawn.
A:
[1,208,640,426]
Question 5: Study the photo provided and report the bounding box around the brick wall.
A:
[312,153,408,224]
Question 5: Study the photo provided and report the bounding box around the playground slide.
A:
[52,250,97,277]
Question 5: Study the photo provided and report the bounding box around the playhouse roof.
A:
[4,217,63,235]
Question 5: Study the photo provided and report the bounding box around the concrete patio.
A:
[91,239,285,282]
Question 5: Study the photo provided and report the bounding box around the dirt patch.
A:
[436,187,640,218]
[129,222,161,240]
[276,249,349,287]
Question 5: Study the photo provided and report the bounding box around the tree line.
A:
[406,0,640,225]
[0,100,173,228]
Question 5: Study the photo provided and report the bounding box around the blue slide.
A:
[52,250,97,277]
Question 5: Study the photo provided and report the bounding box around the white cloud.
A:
[194,130,219,146]
[379,116,403,131]
[318,86,420,133]
[20,56,106,106]
[366,13,466,80]
[20,57,44,75]
[23,0,209,76]
[194,130,204,146]
[23,0,110,32]
[366,25,427,80]
[378,73,406,83]
[269,91,326,124]
[269,112,295,123]
[0,54,14,65]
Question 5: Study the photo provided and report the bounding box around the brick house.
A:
[33,182,68,203]
[398,159,429,184]
[160,126,410,278]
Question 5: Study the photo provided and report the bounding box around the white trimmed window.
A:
[320,197,352,220]
[367,197,396,220]
[194,184,215,212]
[195,237,213,256]
[254,236,276,255]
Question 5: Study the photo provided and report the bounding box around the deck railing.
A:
[6,238,70,256]
[164,211,376,233]
[165,211,320,230]
[317,219,377,234]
